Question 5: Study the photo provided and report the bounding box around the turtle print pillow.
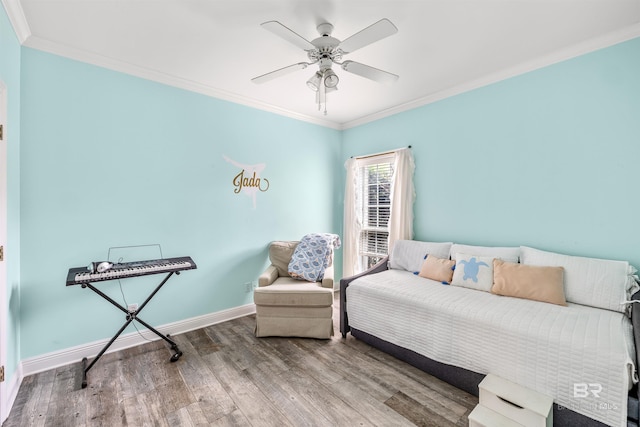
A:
[451,253,495,292]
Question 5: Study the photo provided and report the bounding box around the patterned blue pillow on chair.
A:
[288,233,341,282]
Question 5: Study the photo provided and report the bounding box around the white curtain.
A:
[343,148,415,277]
[388,148,416,252]
[343,157,360,278]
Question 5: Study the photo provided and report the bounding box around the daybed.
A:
[340,240,640,427]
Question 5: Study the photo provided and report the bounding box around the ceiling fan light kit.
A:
[306,72,321,91]
[323,69,339,88]
[252,18,399,115]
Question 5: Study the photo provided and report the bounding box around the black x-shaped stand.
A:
[79,271,183,388]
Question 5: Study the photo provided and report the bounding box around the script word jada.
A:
[233,169,270,193]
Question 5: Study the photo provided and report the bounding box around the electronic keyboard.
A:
[66,256,196,285]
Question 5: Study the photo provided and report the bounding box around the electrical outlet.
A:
[244,282,253,293]
[127,303,138,313]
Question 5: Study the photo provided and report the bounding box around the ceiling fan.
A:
[251,19,399,115]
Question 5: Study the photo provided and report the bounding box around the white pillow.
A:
[451,253,494,292]
[520,246,638,313]
[389,240,453,273]
[450,244,520,263]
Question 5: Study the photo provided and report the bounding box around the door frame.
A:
[0,79,9,422]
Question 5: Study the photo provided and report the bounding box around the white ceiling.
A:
[5,0,640,129]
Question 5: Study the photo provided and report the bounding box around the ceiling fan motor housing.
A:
[317,23,334,36]
[307,22,343,65]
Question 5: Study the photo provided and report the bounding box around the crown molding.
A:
[342,23,640,130]
[2,0,339,129]
[21,34,342,130]
[4,0,639,131]
[1,0,30,44]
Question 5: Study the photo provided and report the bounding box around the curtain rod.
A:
[351,145,412,160]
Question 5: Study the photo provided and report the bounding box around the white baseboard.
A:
[20,303,256,377]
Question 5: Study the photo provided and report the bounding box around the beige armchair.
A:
[253,241,334,339]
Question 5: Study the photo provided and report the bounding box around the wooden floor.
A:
[3,293,477,427]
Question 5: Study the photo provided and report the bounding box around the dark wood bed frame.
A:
[340,257,640,427]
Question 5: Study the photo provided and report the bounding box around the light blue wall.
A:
[6,15,640,364]
[19,48,341,358]
[0,4,22,390]
[343,37,640,268]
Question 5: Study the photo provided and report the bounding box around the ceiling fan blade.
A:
[251,62,309,84]
[251,63,309,84]
[339,19,398,54]
[261,21,316,51]
[341,60,399,84]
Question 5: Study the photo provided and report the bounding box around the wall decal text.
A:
[223,155,270,209]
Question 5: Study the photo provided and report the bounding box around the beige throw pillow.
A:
[419,255,456,284]
[492,259,567,306]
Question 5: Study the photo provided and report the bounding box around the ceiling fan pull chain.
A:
[324,80,328,115]
[318,69,327,116]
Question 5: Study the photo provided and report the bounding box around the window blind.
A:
[357,157,394,269]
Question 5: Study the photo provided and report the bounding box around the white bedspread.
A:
[346,269,637,427]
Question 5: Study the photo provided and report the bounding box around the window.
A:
[344,148,414,277]
[357,159,393,269]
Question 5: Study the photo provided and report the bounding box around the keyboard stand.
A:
[78,271,183,388]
